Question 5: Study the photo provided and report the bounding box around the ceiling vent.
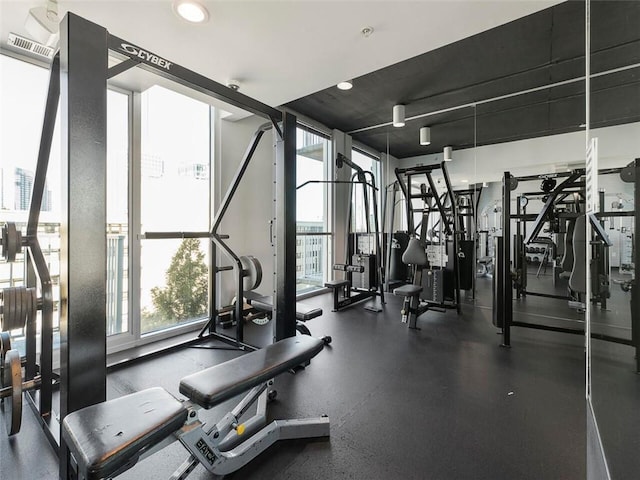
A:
[7,33,55,60]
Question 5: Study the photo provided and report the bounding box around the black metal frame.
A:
[303,154,386,312]
[495,166,639,372]
[19,53,60,449]
[23,12,297,478]
[394,162,463,316]
[339,155,385,310]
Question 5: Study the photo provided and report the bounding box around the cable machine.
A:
[494,161,639,372]
[392,162,464,328]
[303,153,385,311]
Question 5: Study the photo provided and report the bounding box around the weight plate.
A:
[240,255,263,292]
[2,223,21,263]
[2,288,12,331]
[0,332,10,392]
[0,332,10,358]
[2,287,26,331]
[15,288,24,332]
[3,349,22,435]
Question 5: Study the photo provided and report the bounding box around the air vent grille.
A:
[7,33,54,59]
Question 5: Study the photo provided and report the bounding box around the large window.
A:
[1,54,61,358]
[1,54,131,349]
[106,90,130,337]
[296,127,330,293]
[139,85,211,333]
[351,148,381,234]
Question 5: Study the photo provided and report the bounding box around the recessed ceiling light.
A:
[337,80,353,90]
[461,179,469,183]
[173,0,209,23]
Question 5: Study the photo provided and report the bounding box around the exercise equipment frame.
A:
[24,13,298,478]
[495,164,639,372]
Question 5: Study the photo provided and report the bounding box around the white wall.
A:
[393,121,640,265]
[215,115,275,304]
[402,122,640,187]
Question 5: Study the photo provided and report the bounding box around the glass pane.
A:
[296,128,329,292]
[0,55,61,355]
[139,85,211,333]
[351,149,380,232]
[140,238,209,334]
[140,85,210,232]
[107,90,129,336]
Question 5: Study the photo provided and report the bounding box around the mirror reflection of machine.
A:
[391,162,472,329]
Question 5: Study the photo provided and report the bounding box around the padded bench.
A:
[393,284,422,297]
[247,294,323,322]
[62,336,326,480]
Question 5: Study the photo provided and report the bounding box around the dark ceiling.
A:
[285,1,640,160]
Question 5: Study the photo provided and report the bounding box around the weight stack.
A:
[351,254,376,289]
[422,269,444,304]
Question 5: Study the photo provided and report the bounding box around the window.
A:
[296,127,330,293]
[0,54,61,354]
[139,86,211,334]
[106,90,130,337]
[351,148,381,234]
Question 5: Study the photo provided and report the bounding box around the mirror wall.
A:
[588,1,640,478]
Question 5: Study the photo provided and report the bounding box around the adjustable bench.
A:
[62,336,330,480]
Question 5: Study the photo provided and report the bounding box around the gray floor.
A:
[2,276,638,479]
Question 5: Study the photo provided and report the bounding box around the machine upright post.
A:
[502,172,512,347]
[633,159,640,373]
[275,112,297,341]
[59,13,109,479]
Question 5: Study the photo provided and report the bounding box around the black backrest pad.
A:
[61,387,188,480]
[180,336,324,409]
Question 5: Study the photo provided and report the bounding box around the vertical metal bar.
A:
[516,196,522,300]
[598,189,607,309]
[633,159,640,373]
[367,172,385,303]
[208,240,217,336]
[275,112,297,341]
[395,169,412,234]
[502,172,512,347]
[25,54,59,401]
[384,183,397,292]
[59,13,108,479]
[28,54,60,236]
[25,253,37,381]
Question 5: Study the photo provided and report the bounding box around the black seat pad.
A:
[249,294,322,321]
[62,387,188,480]
[180,336,324,409]
[324,279,349,288]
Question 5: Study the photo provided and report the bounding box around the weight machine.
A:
[391,162,464,329]
[494,161,639,372]
[320,153,385,312]
[0,14,300,480]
